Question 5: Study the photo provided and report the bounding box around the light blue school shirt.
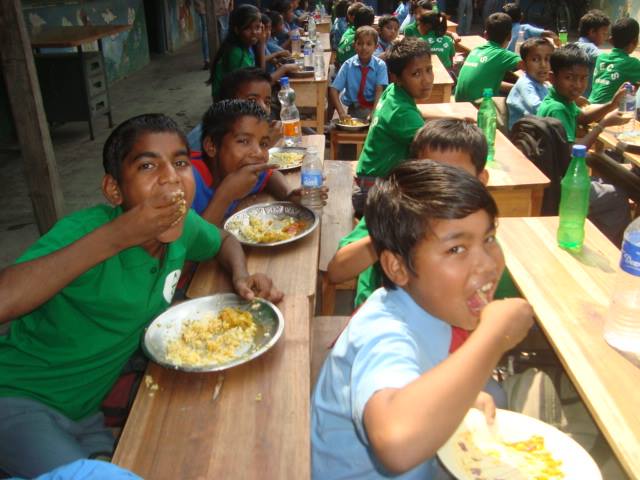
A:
[374,38,391,57]
[576,37,601,97]
[265,38,284,74]
[400,13,413,33]
[331,55,389,106]
[507,22,545,52]
[506,72,549,129]
[311,287,452,480]
[394,2,410,24]
[331,17,348,50]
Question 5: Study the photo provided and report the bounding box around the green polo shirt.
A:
[588,48,640,104]
[337,25,356,64]
[0,206,221,420]
[455,41,521,102]
[403,26,455,69]
[338,217,381,308]
[537,86,581,142]
[403,21,420,37]
[356,83,425,177]
[211,45,255,98]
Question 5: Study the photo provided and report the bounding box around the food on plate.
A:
[166,307,257,366]
[269,150,305,168]
[338,117,368,127]
[456,432,564,479]
[239,215,308,243]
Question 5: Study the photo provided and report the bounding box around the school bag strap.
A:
[510,116,572,215]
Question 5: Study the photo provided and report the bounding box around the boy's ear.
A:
[102,174,123,206]
[479,168,489,186]
[379,250,410,288]
[202,136,217,160]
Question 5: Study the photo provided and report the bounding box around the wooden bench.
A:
[311,316,350,388]
[330,128,367,160]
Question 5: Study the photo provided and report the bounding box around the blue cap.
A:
[572,144,587,158]
[280,76,289,86]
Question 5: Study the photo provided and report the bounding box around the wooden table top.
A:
[289,51,331,84]
[30,25,131,48]
[497,216,640,479]
[186,135,325,300]
[302,32,330,51]
[431,54,454,87]
[598,122,640,168]
[112,294,311,479]
[417,102,550,191]
[456,34,486,54]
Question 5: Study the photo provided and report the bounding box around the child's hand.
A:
[601,110,631,128]
[473,391,496,425]
[283,63,301,74]
[287,185,329,206]
[233,273,284,303]
[338,113,350,121]
[479,298,534,352]
[451,32,461,43]
[220,163,274,200]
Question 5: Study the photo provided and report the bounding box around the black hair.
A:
[268,10,284,30]
[578,9,610,38]
[272,0,293,15]
[208,5,262,85]
[385,36,431,76]
[519,37,553,60]
[347,1,364,18]
[260,13,271,25]
[218,67,272,102]
[409,119,488,174]
[378,14,400,30]
[334,0,350,17]
[409,0,431,14]
[355,25,378,43]
[502,3,522,23]
[417,10,447,37]
[103,114,187,183]
[485,12,512,44]
[200,100,268,161]
[365,160,498,289]
[611,17,640,50]
[353,5,375,28]
[549,43,590,73]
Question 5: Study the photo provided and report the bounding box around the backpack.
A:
[510,117,572,215]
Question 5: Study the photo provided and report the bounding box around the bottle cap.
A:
[280,76,289,86]
[482,88,493,98]
[572,144,587,158]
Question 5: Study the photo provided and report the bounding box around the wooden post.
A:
[205,0,220,65]
[0,0,64,234]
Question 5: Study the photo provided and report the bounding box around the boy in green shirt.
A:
[403,0,456,68]
[0,114,282,478]
[589,17,640,104]
[337,3,374,64]
[537,44,631,244]
[455,12,522,102]
[352,37,432,215]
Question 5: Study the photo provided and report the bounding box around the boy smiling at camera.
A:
[312,160,534,479]
[0,114,281,478]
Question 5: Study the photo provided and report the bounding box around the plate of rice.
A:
[143,293,284,372]
[268,147,306,171]
[224,202,319,247]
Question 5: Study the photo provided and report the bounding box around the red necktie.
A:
[357,65,374,109]
[449,327,470,353]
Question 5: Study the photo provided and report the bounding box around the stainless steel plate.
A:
[143,293,284,372]
[268,146,306,171]
[334,117,370,132]
[224,201,319,247]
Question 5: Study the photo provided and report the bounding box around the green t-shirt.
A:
[455,41,521,102]
[588,48,640,104]
[338,217,381,308]
[337,25,356,64]
[211,45,255,98]
[403,26,454,69]
[356,83,425,177]
[537,86,581,142]
[0,206,221,420]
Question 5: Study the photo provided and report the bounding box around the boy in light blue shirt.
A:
[507,38,553,129]
[374,14,400,57]
[575,9,610,97]
[503,3,558,52]
[330,26,389,120]
[311,160,534,479]
[330,0,350,50]
[394,0,410,25]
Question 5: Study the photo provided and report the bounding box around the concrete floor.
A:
[0,42,211,269]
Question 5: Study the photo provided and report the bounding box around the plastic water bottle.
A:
[278,77,302,147]
[477,88,497,163]
[557,145,590,251]
[313,46,325,80]
[303,41,313,68]
[308,16,317,42]
[558,20,568,44]
[619,82,635,132]
[291,30,301,56]
[301,147,324,211]
[604,217,640,365]
[515,28,525,54]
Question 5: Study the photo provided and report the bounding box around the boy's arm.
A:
[541,30,560,46]
[0,192,187,324]
[579,85,626,125]
[373,85,384,111]
[329,86,348,119]
[327,235,378,284]
[363,299,534,474]
[271,63,301,83]
[216,230,283,302]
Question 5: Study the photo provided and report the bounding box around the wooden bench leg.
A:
[330,131,338,160]
[320,273,336,315]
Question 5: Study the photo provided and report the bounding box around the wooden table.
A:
[597,122,640,168]
[316,19,331,34]
[456,34,486,54]
[302,32,330,52]
[447,19,457,33]
[290,52,331,134]
[30,25,131,49]
[416,55,454,104]
[418,102,550,216]
[497,216,640,479]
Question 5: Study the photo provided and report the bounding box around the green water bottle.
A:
[557,145,590,251]
[477,88,497,163]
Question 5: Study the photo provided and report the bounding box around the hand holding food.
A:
[233,273,284,303]
[479,298,534,352]
[220,163,273,200]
